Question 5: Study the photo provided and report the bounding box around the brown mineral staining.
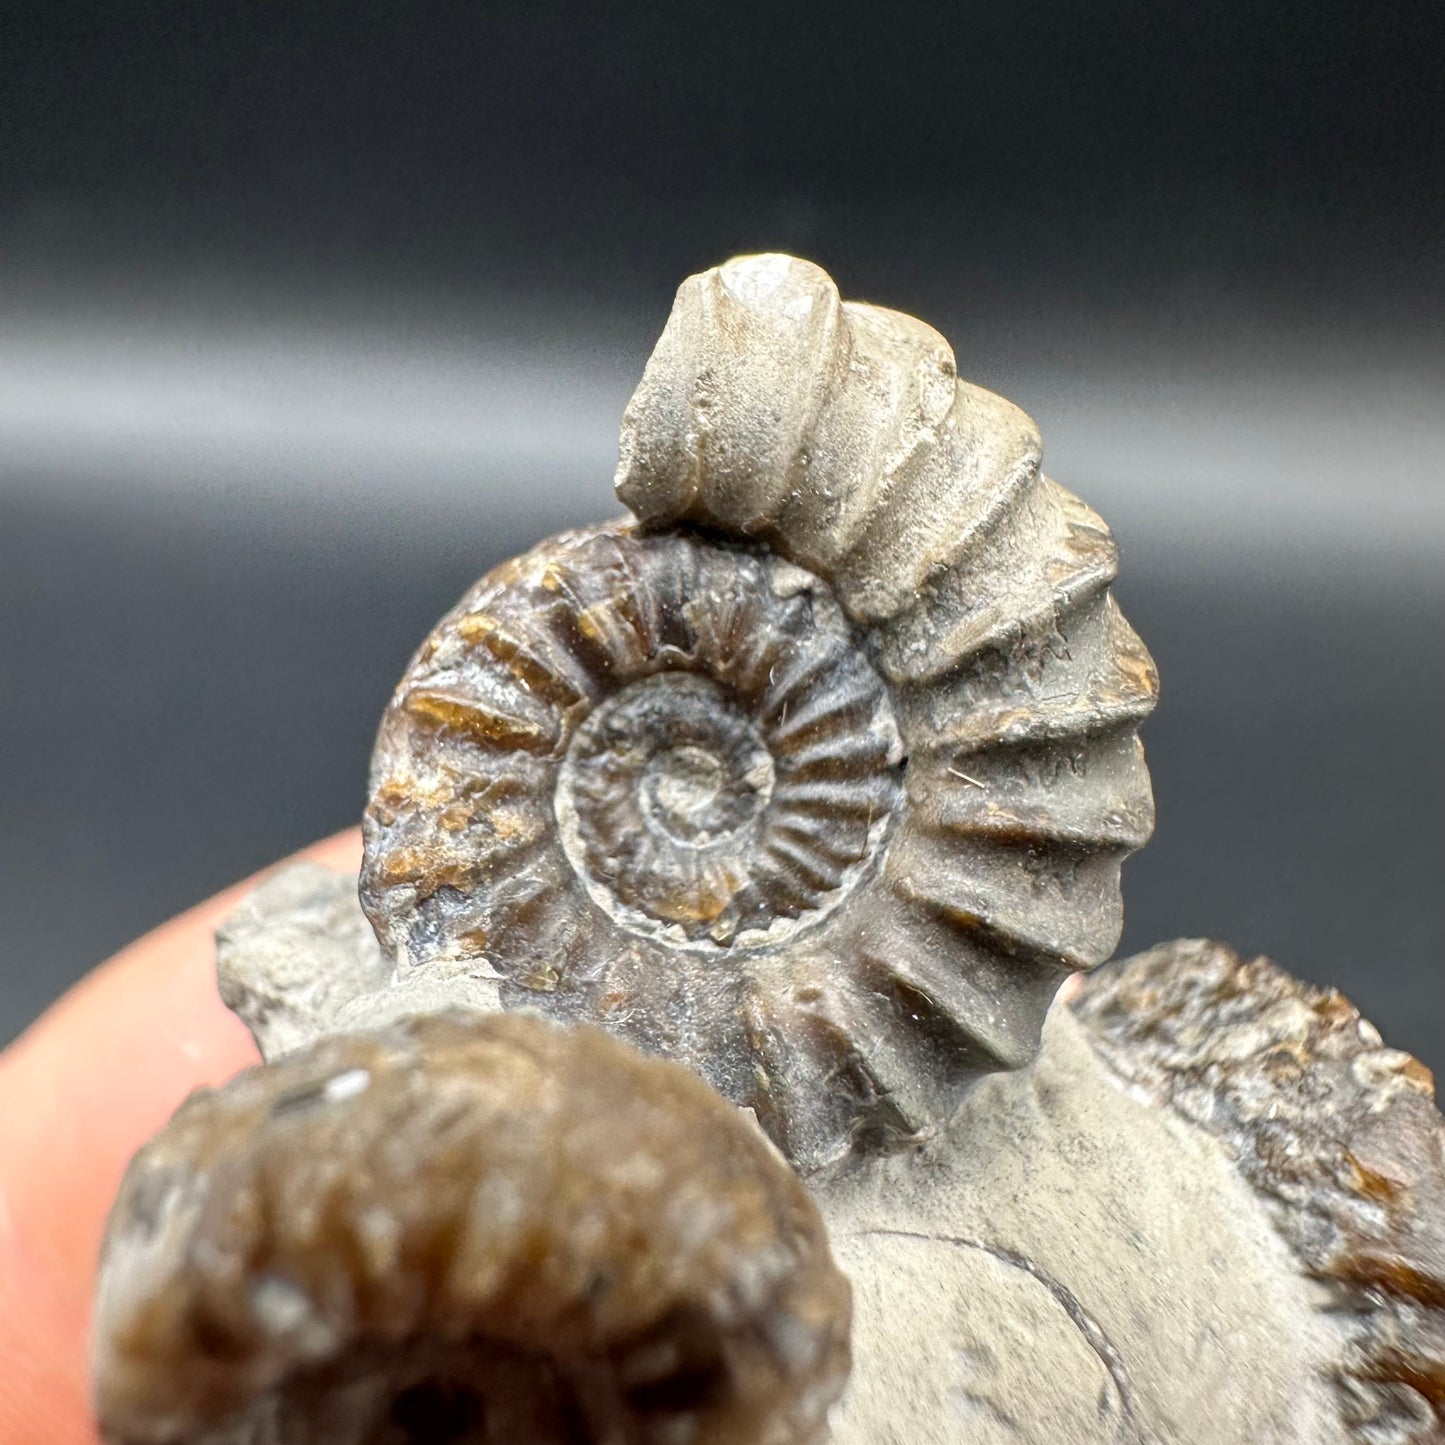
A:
[1074,939,1445,1441]
[93,1011,850,1445]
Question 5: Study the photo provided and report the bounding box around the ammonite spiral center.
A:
[619,676,776,846]
[556,656,892,947]
[562,673,776,871]
[645,745,727,826]
[516,536,905,953]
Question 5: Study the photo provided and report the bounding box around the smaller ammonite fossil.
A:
[93,1011,851,1445]
[361,253,1159,1175]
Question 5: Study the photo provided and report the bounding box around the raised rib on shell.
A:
[362,254,1158,1175]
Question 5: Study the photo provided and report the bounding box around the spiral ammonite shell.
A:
[362,255,1158,1174]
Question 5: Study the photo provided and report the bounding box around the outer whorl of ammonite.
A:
[363,254,1158,1175]
[93,1012,850,1445]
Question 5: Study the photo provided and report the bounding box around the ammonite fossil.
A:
[362,254,1158,1173]
[94,1012,851,1445]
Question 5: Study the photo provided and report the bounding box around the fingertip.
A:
[0,1200,95,1445]
[0,829,363,1441]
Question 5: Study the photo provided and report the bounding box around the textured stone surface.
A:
[359,254,1158,1176]
[834,1231,1125,1443]
[1075,940,1445,1442]
[827,939,1445,1443]
[94,1011,849,1445]
[827,983,1341,1443]
[218,865,507,1064]
[217,861,391,1060]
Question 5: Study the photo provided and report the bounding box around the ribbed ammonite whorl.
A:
[363,254,1158,1174]
[94,1013,850,1445]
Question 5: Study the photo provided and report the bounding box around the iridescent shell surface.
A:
[362,255,1158,1173]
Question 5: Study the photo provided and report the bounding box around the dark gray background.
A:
[2,2,1441,1062]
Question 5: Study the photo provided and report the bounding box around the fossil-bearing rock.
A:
[1073,940,1445,1442]
[216,861,391,1063]
[829,938,1445,1444]
[100,252,1444,1444]
[360,253,1158,1175]
[93,1011,850,1445]
[203,873,1445,1442]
